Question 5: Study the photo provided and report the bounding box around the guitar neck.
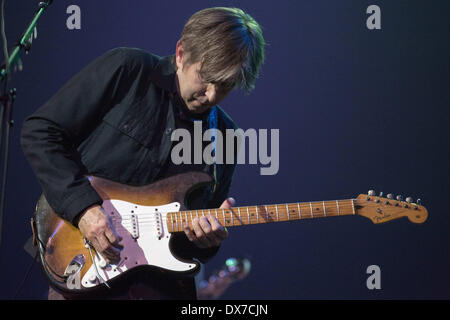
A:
[167,199,357,233]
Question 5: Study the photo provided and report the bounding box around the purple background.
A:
[0,0,448,299]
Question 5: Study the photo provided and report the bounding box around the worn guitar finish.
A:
[32,171,428,297]
[33,171,212,297]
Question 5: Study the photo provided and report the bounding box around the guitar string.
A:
[107,200,406,231]
[109,205,415,236]
[111,207,359,227]
[109,202,362,220]
[106,199,362,220]
[111,205,362,232]
[113,206,358,224]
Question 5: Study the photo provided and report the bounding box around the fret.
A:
[181,212,185,230]
[166,198,361,233]
[256,206,259,224]
[173,213,177,232]
[238,207,242,224]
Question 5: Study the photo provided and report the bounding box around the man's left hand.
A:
[184,197,234,248]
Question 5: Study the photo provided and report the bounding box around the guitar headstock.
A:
[355,190,428,224]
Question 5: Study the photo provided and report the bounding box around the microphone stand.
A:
[0,1,52,253]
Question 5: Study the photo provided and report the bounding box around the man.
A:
[21,7,265,299]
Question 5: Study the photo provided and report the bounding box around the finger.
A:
[198,216,222,247]
[184,226,196,242]
[207,215,228,241]
[89,237,116,263]
[219,197,236,209]
[184,221,204,248]
[105,213,123,246]
[104,227,123,249]
[192,218,210,248]
[97,234,120,262]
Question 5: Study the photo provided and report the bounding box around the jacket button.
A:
[165,127,172,135]
[123,124,130,131]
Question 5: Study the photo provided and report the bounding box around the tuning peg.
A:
[396,195,403,201]
[368,190,375,196]
[387,194,393,199]
[406,197,413,203]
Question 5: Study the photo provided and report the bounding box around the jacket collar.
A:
[152,54,212,121]
[151,54,177,93]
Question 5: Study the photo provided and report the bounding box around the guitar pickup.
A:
[155,211,163,240]
[130,214,139,239]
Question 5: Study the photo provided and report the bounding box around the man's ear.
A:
[175,40,184,69]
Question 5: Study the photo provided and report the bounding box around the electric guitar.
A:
[30,171,428,297]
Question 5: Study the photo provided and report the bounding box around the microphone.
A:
[38,1,53,9]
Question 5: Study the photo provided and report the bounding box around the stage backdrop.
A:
[0,0,448,299]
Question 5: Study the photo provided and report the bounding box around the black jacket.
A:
[21,47,238,225]
[20,48,239,293]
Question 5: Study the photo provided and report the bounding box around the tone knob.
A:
[396,195,403,201]
[387,194,393,199]
[88,274,97,283]
[405,197,413,203]
[368,190,375,196]
[98,258,107,269]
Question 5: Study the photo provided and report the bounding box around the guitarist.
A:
[20,7,265,299]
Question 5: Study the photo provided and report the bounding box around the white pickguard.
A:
[81,200,196,288]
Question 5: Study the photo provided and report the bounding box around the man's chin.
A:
[187,102,211,114]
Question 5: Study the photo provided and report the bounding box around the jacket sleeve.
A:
[20,47,137,225]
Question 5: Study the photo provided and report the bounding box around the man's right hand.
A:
[77,205,123,264]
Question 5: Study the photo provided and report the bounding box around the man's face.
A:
[175,42,232,113]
